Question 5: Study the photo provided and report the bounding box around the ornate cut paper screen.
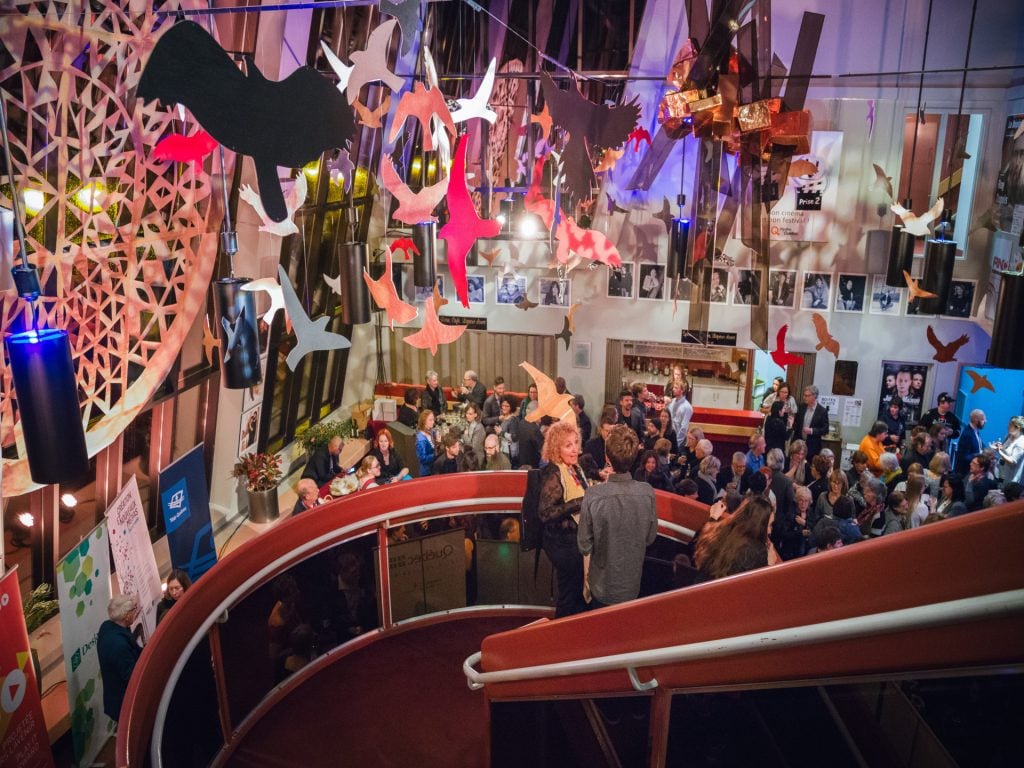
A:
[1,1,221,497]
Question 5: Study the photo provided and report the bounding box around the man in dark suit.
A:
[397,388,419,429]
[794,385,830,459]
[302,436,343,487]
[767,448,801,560]
[98,595,141,722]
[955,408,986,475]
[481,377,508,429]
[457,369,487,411]
[570,396,592,444]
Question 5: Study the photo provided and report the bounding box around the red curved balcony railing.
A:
[117,472,708,766]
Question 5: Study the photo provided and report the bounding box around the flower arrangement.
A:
[232,452,283,492]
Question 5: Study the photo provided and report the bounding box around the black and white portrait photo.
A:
[944,280,976,318]
[539,277,570,307]
[496,275,527,305]
[834,274,867,312]
[607,263,634,298]
[870,275,903,315]
[768,270,797,308]
[801,272,832,310]
[466,275,485,305]
[732,269,762,305]
[638,264,666,300]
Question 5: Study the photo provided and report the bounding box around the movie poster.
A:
[768,131,844,242]
[878,361,931,426]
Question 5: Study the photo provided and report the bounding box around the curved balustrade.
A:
[117,472,709,767]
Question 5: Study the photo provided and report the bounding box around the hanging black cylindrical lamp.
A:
[339,241,370,324]
[918,236,956,315]
[412,221,436,288]
[885,226,917,287]
[213,277,261,389]
[667,216,691,282]
[988,272,1024,369]
[5,329,89,484]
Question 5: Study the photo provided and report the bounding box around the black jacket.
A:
[301,445,340,487]
[793,402,830,458]
[420,385,446,417]
[98,620,141,721]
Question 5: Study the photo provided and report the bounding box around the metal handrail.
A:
[464,589,1024,693]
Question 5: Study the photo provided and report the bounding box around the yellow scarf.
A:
[558,462,586,503]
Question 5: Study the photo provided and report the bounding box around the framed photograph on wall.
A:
[466,275,485,305]
[800,272,832,310]
[670,276,693,302]
[238,404,261,458]
[834,274,867,312]
[731,268,762,305]
[869,275,903,315]
[572,340,592,369]
[412,274,445,303]
[706,267,729,303]
[944,279,976,318]
[496,275,527,305]
[768,270,798,308]
[538,277,571,307]
[607,263,634,298]
[638,264,666,300]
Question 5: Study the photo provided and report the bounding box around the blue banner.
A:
[159,443,217,581]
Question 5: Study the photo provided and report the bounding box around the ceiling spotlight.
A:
[516,211,544,239]
[60,492,78,508]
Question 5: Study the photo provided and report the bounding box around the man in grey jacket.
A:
[578,426,658,608]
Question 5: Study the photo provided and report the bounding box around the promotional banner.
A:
[768,131,844,242]
[159,444,217,582]
[57,524,115,767]
[106,475,163,639]
[0,567,56,768]
[878,361,931,426]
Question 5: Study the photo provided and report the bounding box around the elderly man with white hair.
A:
[292,478,320,515]
[98,595,141,722]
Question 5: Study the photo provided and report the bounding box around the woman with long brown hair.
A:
[696,496,779,581]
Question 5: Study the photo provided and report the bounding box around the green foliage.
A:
[24,583,60,634]
[296,419,354,451]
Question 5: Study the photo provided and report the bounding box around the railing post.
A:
[648,688,672,768]
[376,524,392,629]
[207,622,235,745]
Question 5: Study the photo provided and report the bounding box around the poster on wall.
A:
[238,404,261,458]
[159,444,217,582]
[56,524,115,767]
[768,131,844,242]
[0,567,56,768]
[993,114,1024,232]
[106,475,163,640]
[878,361,930,426]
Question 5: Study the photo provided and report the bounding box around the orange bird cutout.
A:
[903,270,937,301]
[520,361,576,426]
[965,369,996,394]
[381,154,449,224]
[353,93,391,129]
[594,147,624,173]
[403,287,466,355]
[478,247,501,266]
[771,325,805,368]
[389,82,456,150]
[530,104,553,143]
[811,313,840,357]
[926,325,970,363]
[363,247,417,329]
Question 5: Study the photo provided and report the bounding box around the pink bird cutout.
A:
[381,154,449,224]
[363,247,417,329]
[439,134,500,308]
[402,288,467,354]
[152,130,218,163]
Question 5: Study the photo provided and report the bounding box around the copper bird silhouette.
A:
[389,81,456,150]
[965,369,996,394]
[926,325,970,363]
[515,297,538,311]
[771,325,805,368]
[353,93,391,129]
[811,313,841,357]
[520,361,576,426]
[903,270,937,301]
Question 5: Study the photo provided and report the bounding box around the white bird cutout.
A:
[241,277,290,331]
[239,173,307,236]
[422,46,452,172]
[277,265,351,371]
[891,197,944,237]
[347,19,404,105]
[324,273,342,296]
[320,40,354,96]
[451,57,497,124]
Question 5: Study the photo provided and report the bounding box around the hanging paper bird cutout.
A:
[390,237,419,259]
[389,81,456,150]
[771,325,805,368]
[364,247,418,329]
[653,197,675,233]
[440,134,501,308]
[324,273,342,296]
[554,317,573,350]
[353,93,391,129]
[965,369,996,394]
[520,361,576,426]
[326,149,355,192]
[566,301,581,332]
[515,297,538,311]
[202,317,221,364]
[478,247,501,266]
[605,194,627,215]
[242,277,290,331]
[811,313,840,357]
[903,270,937,301]
[320,40,354,95]
[530,104,553,143]
[403,287,466,355]
[381,0,422,56]
[891,198,944,237]
[152,129,218,163]
[430,282,448,313]
[926,325,969,363]
[872,163,894,200]
[381,154,450,224]
[277,265,351,370]
[451,57,497,124]
[239,173,307,236]
[538,70,640,200]
[594,147,624,174]
[346,19,404,105]
[628,126,652,151]
[138,21,354,222]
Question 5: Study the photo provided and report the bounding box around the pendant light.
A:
[667,194,690,283]
[411,220,437,288]
[338,208,370,324]
[989,270,1024,370]
[1,95,89,484]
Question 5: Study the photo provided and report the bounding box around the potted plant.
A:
[297,419,349,454]
[24,583,59,694]
[232,452,283,523]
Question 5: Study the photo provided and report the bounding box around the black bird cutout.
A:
[538,71,640,200]
[381,0,422,56]
[138,22,355,222]
[554,316,572,350]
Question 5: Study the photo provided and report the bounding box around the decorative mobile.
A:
[403,285,466,355]
[628,126,652,151]
[594,147,624,174]
[320,40,354,95]
[363,247,418,329]
[241,277,289,330]
[903,270,937,301]
[220,304,251,363]
[478,247,501,266]
[390,81,456,150]
[239,173,307,236]
[926,325,970,363]
[451,57,498,124]
[202,317,221,365]
[381,154,450,224]
[770,325,805,368]
[605,194,627,215]
[965,369,996,394]
[811,313,840,357]
[866,99,876,139]
[439,134,501,308]
[530,104,553,144]
[554,301,581,350]
[520,361,576,426]
[353,93,391,129]
[381,0,422,56]
[277,265,351,370]
[152,129,217,163]
[515,297,538,311]
[324,273,342,296]
[872,163,894,200]
[891,198,944,237]
[138,20,355,222]
[345,19,404,105]
[390,236,420,259]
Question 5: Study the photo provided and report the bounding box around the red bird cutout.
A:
[926,325,970,363]
[381,154,449,224]
[152,130,218,163]
[440,134,501,308]
[628,126,652,151]
[363,247,417,329]
[389,82,456,150]
[771,325,805,368]
[390,237,419,259]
